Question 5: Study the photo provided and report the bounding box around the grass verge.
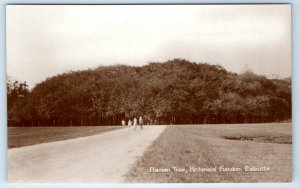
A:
[8,126,124,148]
[124,123,292,183]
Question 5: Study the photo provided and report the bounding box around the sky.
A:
[6,5,291,88]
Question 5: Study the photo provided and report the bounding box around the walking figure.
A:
[139,117,144,130]
[128,119,132,127]
[133,118,138,130]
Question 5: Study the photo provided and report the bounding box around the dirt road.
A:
[8,125,166,183]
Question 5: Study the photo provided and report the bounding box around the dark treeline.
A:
[7,59,291,126]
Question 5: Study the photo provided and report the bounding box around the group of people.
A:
[122,117,144,130]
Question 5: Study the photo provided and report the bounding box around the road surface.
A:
[8,125,166,183]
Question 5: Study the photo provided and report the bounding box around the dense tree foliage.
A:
[7,59,291,126]
[7,77,31,126]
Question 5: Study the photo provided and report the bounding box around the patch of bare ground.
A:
[224,135,291,144]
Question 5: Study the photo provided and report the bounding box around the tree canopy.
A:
[7,59,291,126]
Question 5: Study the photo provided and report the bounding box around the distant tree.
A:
[7,77,30,126]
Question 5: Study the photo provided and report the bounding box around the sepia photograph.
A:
[6,4,291,183]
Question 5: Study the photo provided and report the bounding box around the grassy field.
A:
[8,126,124,148]
[124,123,292,183]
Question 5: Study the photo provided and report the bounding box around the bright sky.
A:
[6,5,291,88]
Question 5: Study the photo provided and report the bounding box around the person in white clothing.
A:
[133,118,138,130]
[128,119,132,127]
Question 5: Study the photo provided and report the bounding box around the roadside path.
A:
[8,125,166,183]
